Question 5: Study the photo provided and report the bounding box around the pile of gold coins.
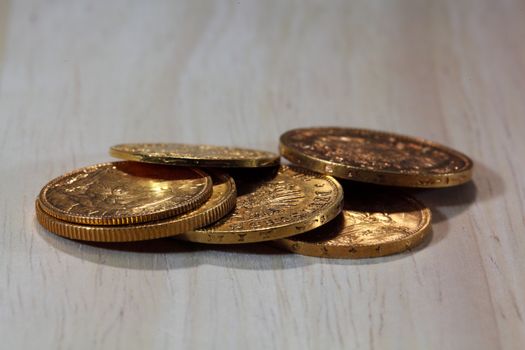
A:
[36,127,473,259]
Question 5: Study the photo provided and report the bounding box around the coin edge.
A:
[177,166,344,244]
[110,144,281,168]
[273,194,432,259]
[35,173,237,242]
[38,162,214,226]
[280,127,473,188]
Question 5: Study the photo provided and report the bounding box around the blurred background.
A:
[4,1,522,158]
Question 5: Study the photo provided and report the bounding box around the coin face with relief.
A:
[280,127,473,187]
[36,171,236,242]
[39,162,212,226]
[177,165,343,244]
[274,187,431,258]
[110,143,280,168]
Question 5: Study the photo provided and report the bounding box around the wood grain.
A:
[1,1,524,349]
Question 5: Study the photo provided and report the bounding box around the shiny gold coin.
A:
[280,127,473,188]
[110,143,280,168]
[274,187,431,258]
[35,172,237,242]
[39,162,213,226]
[177,165,343,244]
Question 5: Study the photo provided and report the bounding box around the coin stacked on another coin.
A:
[35,162,238,242]
[35,127,473,259]
[276,127,472,258]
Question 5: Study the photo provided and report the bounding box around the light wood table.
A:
[1,1,524,349]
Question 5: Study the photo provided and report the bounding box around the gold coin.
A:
[110,143,280,168]
[274,187,431,258]
[39,161,213,226]
[35,171,237,242]
[177,165,344,244]
[280,127,473,188]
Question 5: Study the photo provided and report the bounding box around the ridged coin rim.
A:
[38,162,213,226]
[35,172,237,242]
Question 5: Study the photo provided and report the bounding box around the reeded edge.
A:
[35,173,237,242]
[110,145,281,168]
[280,127,474,188]
[273,195,432,259]
[38,162,213,226]
[176,167,344,244]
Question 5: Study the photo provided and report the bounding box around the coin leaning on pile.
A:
[36,127,473,258]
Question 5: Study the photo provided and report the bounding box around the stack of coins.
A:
[36,127,473,259]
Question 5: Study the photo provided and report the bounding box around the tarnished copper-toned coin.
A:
[35,171,237,242]
[110,143,280,168]
[280,127,473,188]
[274,186,431,258]
[177,165,343,244]
[39,162,213,226]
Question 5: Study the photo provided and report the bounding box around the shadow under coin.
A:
[205,166,280,196]
[406,181,477,223]
[35,218,309,271]
[467,159,505,203]
[114,161,209,180]
[404,160,502,224]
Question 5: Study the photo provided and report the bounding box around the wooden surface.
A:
[1,1,524,349]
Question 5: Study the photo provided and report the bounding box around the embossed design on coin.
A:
[35,172,237,242]
[177,165,344,244]
[274,188,431,258]
[110,143,280,168]
[39,162,213,226]
[280,127,473,187]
